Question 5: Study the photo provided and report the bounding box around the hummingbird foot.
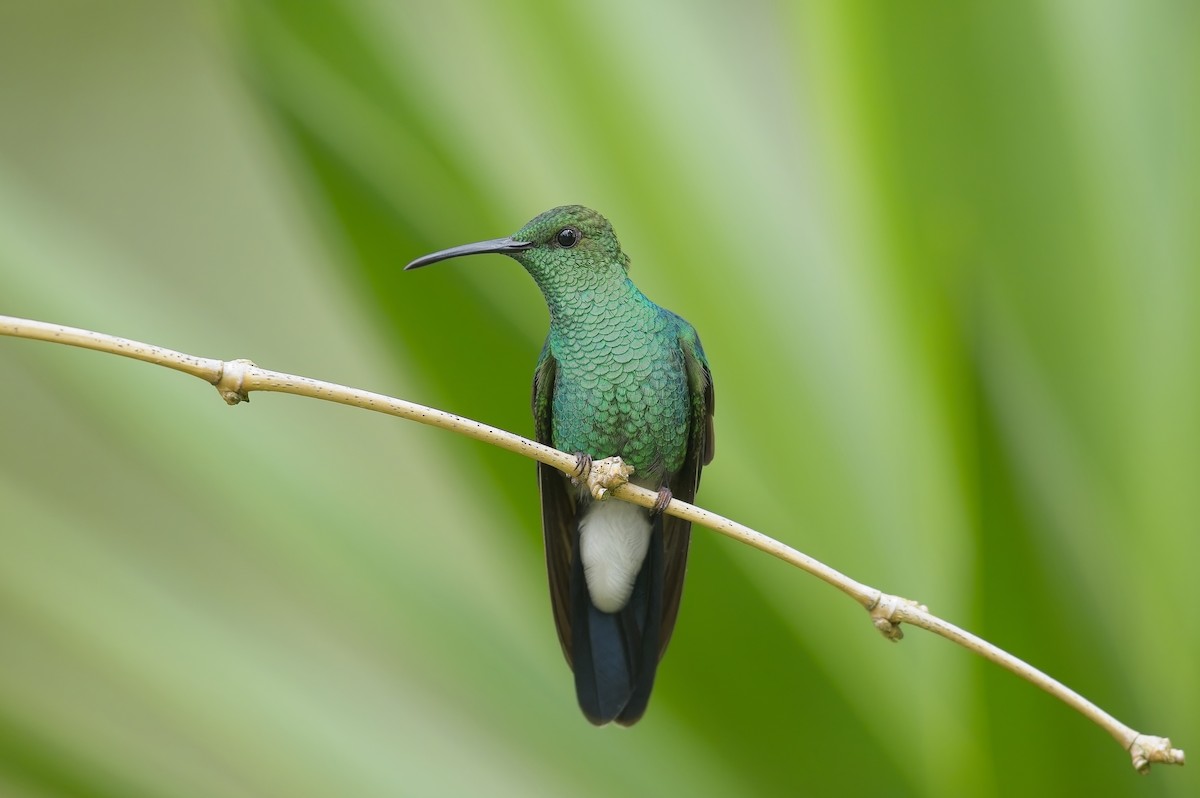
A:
[650,487,673,517]
[581,456,635,502]
[570,452,593,484]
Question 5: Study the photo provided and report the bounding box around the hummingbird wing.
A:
[658,323,715,657]
[532,339,576,666]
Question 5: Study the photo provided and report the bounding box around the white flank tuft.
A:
[579,500,652,613]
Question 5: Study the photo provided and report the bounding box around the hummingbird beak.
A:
[404,237,535,270]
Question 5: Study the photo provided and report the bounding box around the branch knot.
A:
[868,592,927,642]
[215,358,256,405]
[1129,734,1185,773]
[578,455,634,501]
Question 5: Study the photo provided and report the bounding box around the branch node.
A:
[868,592,927,642]
[583,456,634,501]
[1129,734,1185,773]
[215,358,256,405]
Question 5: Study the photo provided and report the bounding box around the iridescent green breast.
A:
[549,307,690,483]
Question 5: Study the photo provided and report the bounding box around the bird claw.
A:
[651,487,673,517]
[581,456,634,501]
[570,452,593,484]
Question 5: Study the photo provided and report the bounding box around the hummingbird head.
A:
[510,205,631,275]
[404,205,631,279]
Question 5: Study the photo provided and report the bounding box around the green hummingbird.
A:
[405,206,714,725]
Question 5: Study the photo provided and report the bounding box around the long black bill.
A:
[404,237,534,271]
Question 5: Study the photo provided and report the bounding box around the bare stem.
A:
[0,314,1185,773]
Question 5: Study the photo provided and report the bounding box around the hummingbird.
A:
[405,206,714,725]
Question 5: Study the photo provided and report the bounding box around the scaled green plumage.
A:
[514,207,703,482]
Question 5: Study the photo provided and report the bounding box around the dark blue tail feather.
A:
[571,517,665,726]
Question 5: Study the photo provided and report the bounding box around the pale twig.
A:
[0,314,1185,774]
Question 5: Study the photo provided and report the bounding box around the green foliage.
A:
[1,0,1196,795]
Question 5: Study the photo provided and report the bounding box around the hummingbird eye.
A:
[556,227,581,248]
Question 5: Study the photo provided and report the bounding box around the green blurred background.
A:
[1,1,1196,796]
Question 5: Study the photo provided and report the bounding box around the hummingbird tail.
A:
[571,514,665,726]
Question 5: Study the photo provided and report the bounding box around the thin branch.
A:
[1,314,1185,774]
